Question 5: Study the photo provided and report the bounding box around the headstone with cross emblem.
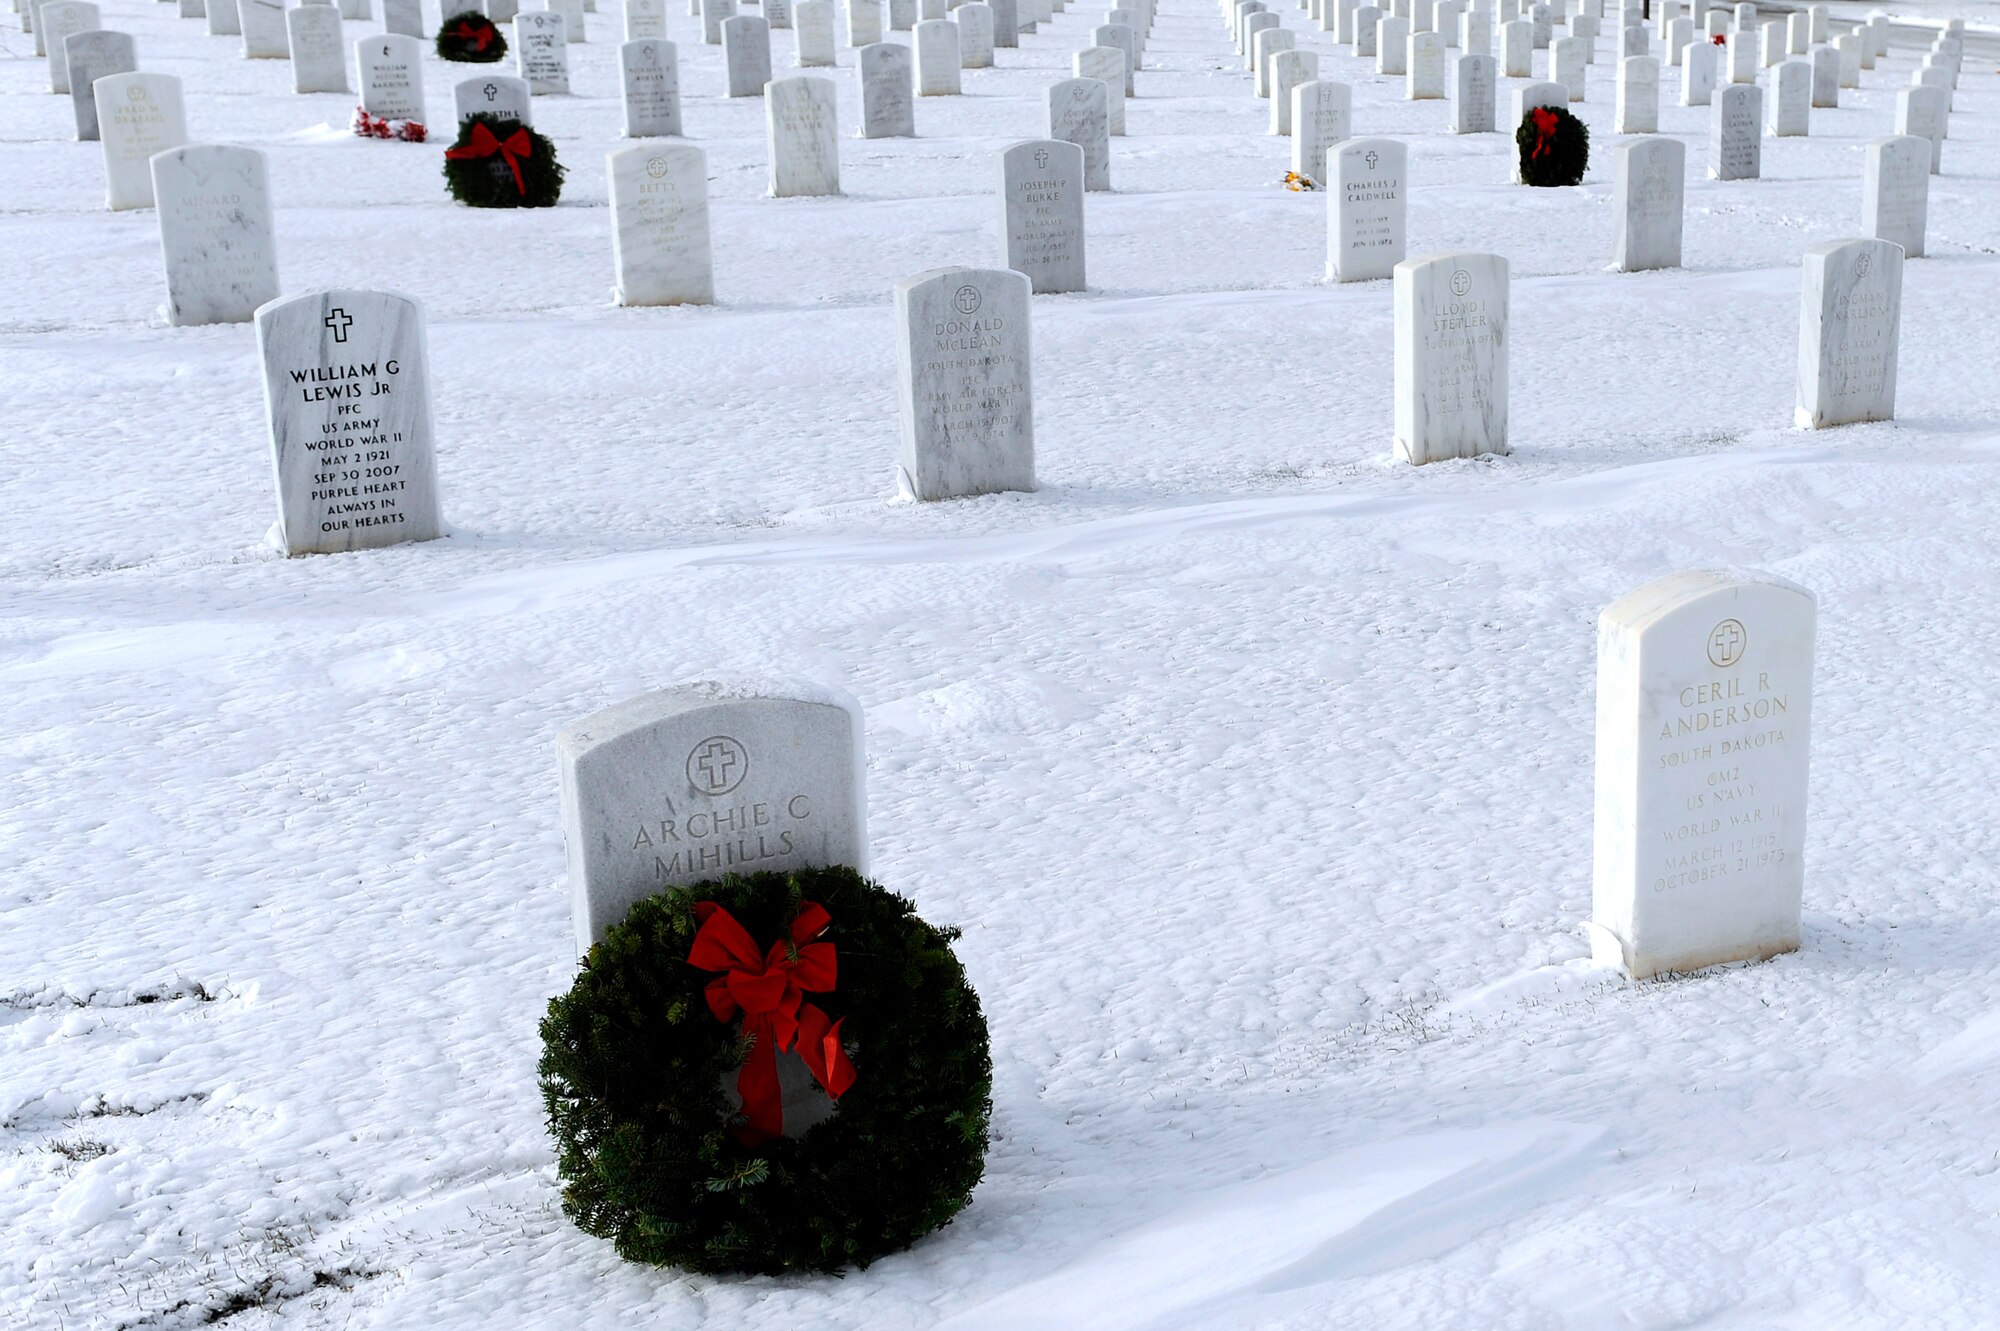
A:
[288,5,349,93]
[1046,78,1109,191]
[515,11,570,92]
[357,34,426,119]
[456,73,533,128]
[1392,251,1508,463]
[914,18,961,93]
[619,40,678,134]
[152,145,280,326]
[1612,135,1682,272]
[94,72,187,211]
[558,682,869,951]
[767,76,840,196]
[999,139,1085,294]
[254,289,444,556]
[858,42,914,136]
[1592,569,1816,979]
[609,143,714,305]
[1795,237,1901,429]
[1328,137,1405,282]
[1291,79,1350,183]
[894,266,1035,501]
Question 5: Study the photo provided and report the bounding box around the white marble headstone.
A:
[1894,86,1945,175]
[356,34,425,120]
[1252,26,1294,96]
[516,11,571,91]
[559,683,869,951]
[620,39,680,133]
[849,0,883,43]
[1047,77,1110,191]
[1354,5,1382,57]
[1075,46,1125,134]
[1862,135,1927,261]
[458,73,533,126]
[1449,51,1494,131]
[255,288,444,556]
[1614,52,1655,130]
[1407,29,1444,97]
[1679,37,1714,105]
[1291,79,1351,182]
[38,0,98,92]
[999,138,1085,294]
[1592,569,1815,979]
[722,14,771,94]
[1269,48,1315,131]
[64,29,136,141]
[95,72,186,211]
[895,266,1035,501]
[795,0,836,63]
[237,0,289,57]
[1795,237,1900,429]
[1809,44,1836,108]
[957,3,993,66]
[1500,17,1529,74]
[1612,134,1682,271]
[152,143,280,326]
[624,0,665,37]
[1377,14,1409,72]
[1553,32,1586,98]
[1768,57,1808,136]
[701,0,732,41]
[914,18,960,92]
[381,0,422,34]
[1328,136,1405,282]
[287,5,348,93]
[767,75,839,196]
[858,41,914,136]
[1392,250,1508,464]
[609,143,714,305]
[1707,81,1757,179]
[547,0,587,40]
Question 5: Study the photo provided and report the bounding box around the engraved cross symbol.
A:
[1035,148,1049,168]
[1710,620,1743,665]
[1365,149,1379,169]
[324,307,353,343]
[482,82,498,101]
[695,741,738,790]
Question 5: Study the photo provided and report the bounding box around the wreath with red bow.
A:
[1516,103,1589,187]
[539,867,992,1274]
[437,9,508,61]
[443,112,564,208]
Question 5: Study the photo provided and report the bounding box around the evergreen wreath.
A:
[1516,103,1589,187]
[443,112,563,208]
[437,10,507,62]
[539,866,993,1275]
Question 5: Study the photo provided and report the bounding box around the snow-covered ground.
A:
[4,0,1999,1326]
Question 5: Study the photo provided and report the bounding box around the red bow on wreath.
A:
[1530,107,1560,160]
[448,18,495,49]
[445,122,533,195]
[688,901,858,1146]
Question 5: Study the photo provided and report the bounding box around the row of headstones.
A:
[555,561,1816,986]
[243,223,1900,562]
[1233,0,1959,184]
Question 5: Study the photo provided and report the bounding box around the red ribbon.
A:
[688,901,858,1146]
[445,122,533,195]
[1530,107,1560,160]
[1710,31,1727,44]
[447,18,495,50]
